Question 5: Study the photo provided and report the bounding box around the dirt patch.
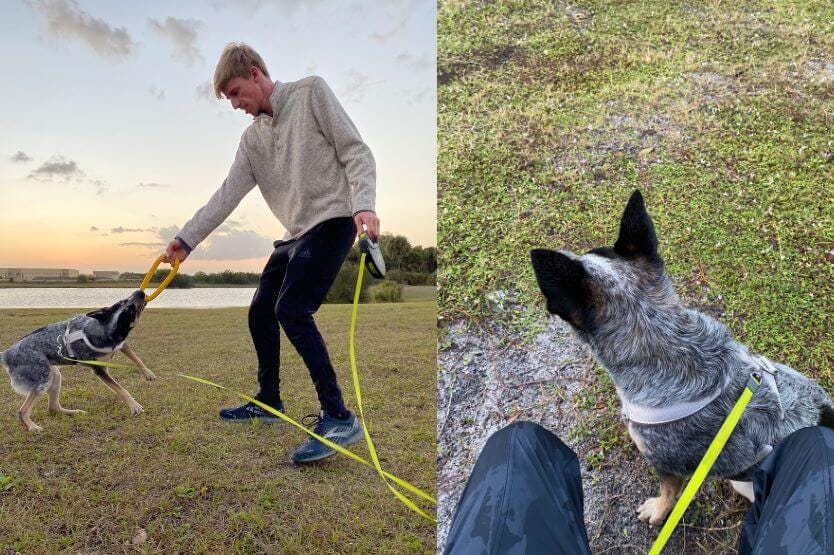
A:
[438,44,521,86]
[437,303,749,554]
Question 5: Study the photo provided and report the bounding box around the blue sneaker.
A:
[291,411,363,463]
[219,400,284,423]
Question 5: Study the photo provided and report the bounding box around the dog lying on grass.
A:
[1,290,154,432]
[530,190,834,526]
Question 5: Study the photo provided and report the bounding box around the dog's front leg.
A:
[637,473,684,526]
[729,480,754,502]
[92,367,144,415]
[119,343,155,380]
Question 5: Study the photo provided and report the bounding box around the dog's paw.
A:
[129,401,145,415]
[141,370,156,381]
[50,406,85,416]
[637,496,672,527]
[26,423,44,433]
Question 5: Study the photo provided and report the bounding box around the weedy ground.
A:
[0,302,436,554]
[438,1,834,552]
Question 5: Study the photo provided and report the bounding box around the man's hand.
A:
[354,211,380,240]
[163,239,189,264]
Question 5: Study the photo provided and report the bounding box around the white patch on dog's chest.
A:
[627,422,648,454]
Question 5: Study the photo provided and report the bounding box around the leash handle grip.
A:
[140,254,180,302]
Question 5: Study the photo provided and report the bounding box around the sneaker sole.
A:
[291,427,364,464]
[220,415,283,423]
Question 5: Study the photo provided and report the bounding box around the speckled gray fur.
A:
[1,291,145,396]
[531,190,833,482]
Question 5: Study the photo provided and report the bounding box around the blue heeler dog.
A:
[1,290,154,432]
[530,190,834,526]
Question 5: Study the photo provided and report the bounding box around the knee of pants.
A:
[780,425,834,451]
[485,421,577,464]
[274,303,313,331]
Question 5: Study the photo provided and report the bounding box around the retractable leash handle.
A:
[140,254,180,302]
[358,232,386,278]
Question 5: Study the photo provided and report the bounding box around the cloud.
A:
[148,85,165,101]
[10,151,33,163]
[28,156,84,181]
[148,17,204,66]
[90,178,108,195]
[339,69,382,103]
[119,241,166,248]
[400,85,434,105]
[189,227,273,260]
[90,226,99,232]
[208,0,322,15]
[196,80,215,101]
[137,182,168,188]
[112,227,155,234]
[26,0,136,60]
[137,224,272,260]
[395,51,433,72]
[368,0,426,42]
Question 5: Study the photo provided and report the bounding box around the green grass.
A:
[439,1,833,551]
[0,303,436,553]
[402,286,438,302]
[439,0,833,377]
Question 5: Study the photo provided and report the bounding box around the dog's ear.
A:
[614,190,660,262]
[86,306,115,323]
[530,249,591,329]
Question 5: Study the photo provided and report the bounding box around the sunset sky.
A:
[0,0,436,274]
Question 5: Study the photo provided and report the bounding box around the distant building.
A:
[93,271,121,281]
[0,268,79,282]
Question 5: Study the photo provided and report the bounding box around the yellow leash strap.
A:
[648,373,762,554]
[61,357,136,369]
[140,254,180,302]
[349,254,438,522]
[177,373,436,518]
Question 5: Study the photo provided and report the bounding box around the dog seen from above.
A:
[530,190,834,526]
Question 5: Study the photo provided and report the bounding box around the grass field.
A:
[439,0,833,552]
[402,286,438,302]
[0,302,436,553]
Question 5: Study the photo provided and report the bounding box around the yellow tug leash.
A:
[648,372,763,554]
[139,254,180,302]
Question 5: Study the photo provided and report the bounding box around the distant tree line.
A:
[117,234,435,302]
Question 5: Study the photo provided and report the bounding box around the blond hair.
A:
[213,42,271,98]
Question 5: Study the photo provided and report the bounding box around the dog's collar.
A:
[59,317,124,359]
[619,355,781,425]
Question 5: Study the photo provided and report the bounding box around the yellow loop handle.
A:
[139,254,180,302]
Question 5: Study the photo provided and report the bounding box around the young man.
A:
[164,42,380,463]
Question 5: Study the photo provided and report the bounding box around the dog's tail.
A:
[819,405,834,429]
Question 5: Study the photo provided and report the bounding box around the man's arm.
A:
[164,141,256,263]
[309,76,379,238]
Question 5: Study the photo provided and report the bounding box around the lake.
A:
[0,288,257,309]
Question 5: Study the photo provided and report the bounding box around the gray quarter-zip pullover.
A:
[178,76,376,250]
